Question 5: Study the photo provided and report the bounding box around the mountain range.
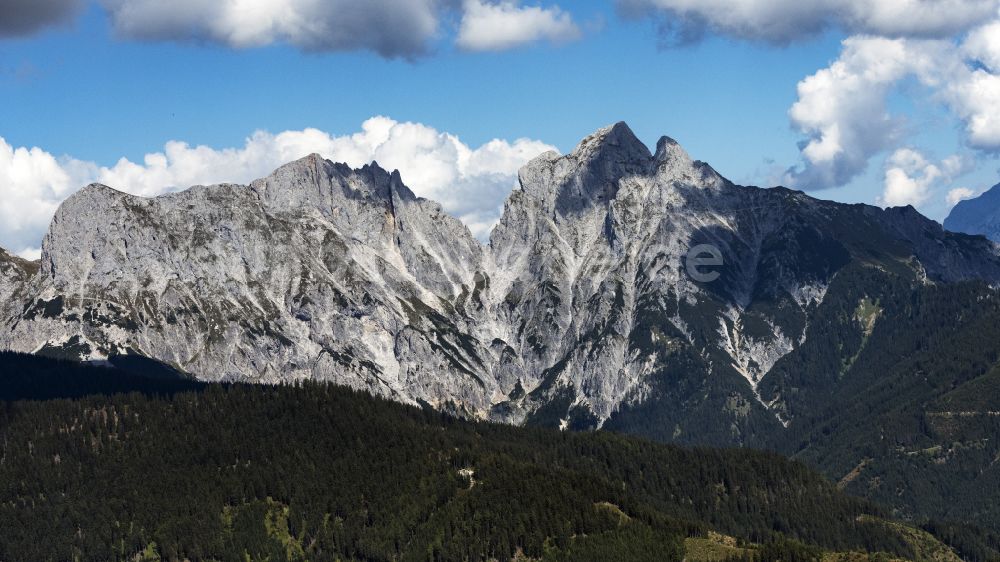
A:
[3,122,1000,528]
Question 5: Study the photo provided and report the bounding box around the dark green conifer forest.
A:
[2,352,992,562]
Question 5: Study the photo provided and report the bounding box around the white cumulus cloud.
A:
[878,149,970,208]
[942,67,1000,150]
[946,186,979,207]
[0,117,556,258]
[784,37,920,188]
[964,20,1000,72]
[456,0,581,51]
[784,28,1000,190]
[878,149,947,207]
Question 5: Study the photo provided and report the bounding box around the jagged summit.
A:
[250,153,420,213]
[77,182,131,196]
[570,122,654,190]
[62,156,425,223]
[653,135,690,164]
[509,122,657,219]
[0,246,36,331]
[572,121,651,161]
[569,123,695,172]
[50,183,135,222]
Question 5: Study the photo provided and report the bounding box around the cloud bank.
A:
[784,33,1000,190]
[0,117,555,258]
[2,0,582,56]
[878,149,969,207]
[619,0,999,44]
[93,0,581,57]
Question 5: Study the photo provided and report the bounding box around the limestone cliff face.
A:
[3,155,494,414]
[483,123,1000,433]
[4,123,1000,439]
[0,248,36,325]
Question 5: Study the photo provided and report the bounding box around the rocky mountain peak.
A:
[0,247,37,329]
[653,135,687,163]
[945,182,1000,243]
[49,183,133,220]
[0,247,33,283]
[249,154,417,216]
[571,122,652,193]
[507,122,653,222]
[77,182,129,196]
[573,121,651,162]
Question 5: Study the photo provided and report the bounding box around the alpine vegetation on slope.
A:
[760,276,1000,530]
[3,123,1000,446]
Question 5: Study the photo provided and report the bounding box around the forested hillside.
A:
[596,251,1000,538]
[759,274,1000,532]
[0,353,979,562]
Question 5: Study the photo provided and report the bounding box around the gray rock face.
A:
[4,123,1000,439]
[945,183,1000,243]
[0,248,36,325]
[4,156,494,413]
[486,123,1000,433]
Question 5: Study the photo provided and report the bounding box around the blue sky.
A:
[1,0,999,257]
[2,2,820,163]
